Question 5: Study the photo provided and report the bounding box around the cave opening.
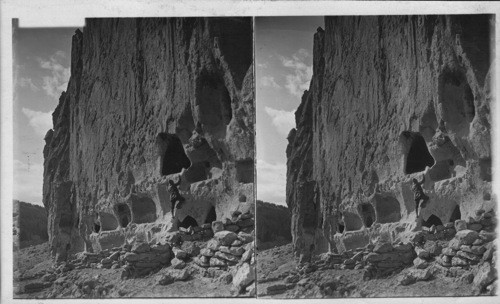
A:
[338,223,345,233]
[373,194,402,223]
[185,161,210,183]
[402,132,435,174]
[449,205,462,223]
[359,204,376,228]
[235,158,254,183]
[157,133,191,176]
[130,195,157,224]
[93,223,101,233]
[422,214,443,228]
[179,216,199,229]
[343,211,363,231]
[114,203,131,228]
[204,206,217,224]
[99,212,118,231]
[429,159,454,181]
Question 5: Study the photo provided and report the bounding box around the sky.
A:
[13,24,77,205]
[255,17,324,205]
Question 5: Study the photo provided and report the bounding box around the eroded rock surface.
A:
[286,15,494,259]
[43,18,254,261]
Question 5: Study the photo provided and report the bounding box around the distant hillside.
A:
[256,200,292,249]
[13,200,48,248]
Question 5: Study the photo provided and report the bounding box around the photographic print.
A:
[255,15,497,298]
[12,17,255,298]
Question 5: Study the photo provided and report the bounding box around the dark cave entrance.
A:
[185,161,210,183]
[130,195,157,224]
[343,211,363,232]
[401,131,435,174]
[338,223,345,233]
[115,203,131,228]
[235,158,254,183]
[157,133,191,176]
[93,223,101,233]
[359,204,375,228]
[204,206,217,224]
[373,194,402,223]
[100,212,118,231]
[422,214,443,228]
[179,216,199,229]
[449,205,462,223]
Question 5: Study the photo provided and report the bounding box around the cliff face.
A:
[43,18,254,261]
[287,16,494,257]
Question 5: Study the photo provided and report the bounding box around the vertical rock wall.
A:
[287,15,494,257]
[43,18,254,261]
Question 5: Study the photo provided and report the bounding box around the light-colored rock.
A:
[214,231,238,246]
[473,262,496,291]
[455,230,479,246]
[232,263,255,290]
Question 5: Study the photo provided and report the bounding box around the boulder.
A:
[232,263,255,290]
[132,242,151,253]
[454,220,467,231]
[413,257,430,269]
[181,242,200,257]
[455,230,479,246]
[473,262,496,292]
[373,242,393,253]
[214,231,238,246]
[211,221,224,233]
[170,258,186,269]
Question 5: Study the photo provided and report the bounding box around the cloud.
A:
[17,77,39,91]
[38,51,70,98]
[264,106,295,136]
[22,108,53,136]
[256,159,287,205]
[280,48,313,97]
[13,159,44,205]
[260,76,280,88]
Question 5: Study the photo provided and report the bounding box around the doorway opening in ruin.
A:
[130,195,157,224]
[157,133,191,176]
[179,216,198,229]
[99,212,118,231]
[439,68,475,132]
[373,194,402,223]
[185,161,210,183]
[422,214,443,228]
[401,131,435,174]
[449,205,461,223]
[204,206,217,224]
[359,204,375,228]
[93,223,101,233]
[235,158,254,183]
[343,211,363,231]
[114,203,131,228]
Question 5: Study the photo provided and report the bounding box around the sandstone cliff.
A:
[287,15,494,257]
[43,18,254,261]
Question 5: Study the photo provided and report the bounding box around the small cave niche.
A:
[337,223,345,233]
[422,214,443,228]
[185,161,210,183]
[449,205,461,223]
[235,159,254,184]
[114,203,131,228]
[342,211,363,232]
[196,71,232,136]
[479,158,492,182]
[130,195,157,224]
[204,206,217,224]
[400,131,435,174]
[438,68,475,132]
[358,204,376,228]
[99,212,118,231]
[429,159,454,181]
[93,223,101,233]
[179,216,199,229]
[157,133,191,176]
[373,194,402,223]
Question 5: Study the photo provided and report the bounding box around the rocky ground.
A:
[14,210,255,298]
[257,209,497,298]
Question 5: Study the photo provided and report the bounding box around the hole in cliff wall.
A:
[99,212,118,231]
[373,194,402,223]
[179,216,198,229]
[342,211,363,231]
[115,203,131,228]
[400,131,435,174]
[236,159,254,183]
[359,204,375,228]
[157,133,191,176]
[185,161,210,183]
[438,68,475,132]
[479,158,492,181]
[196,71,232,137]
[449,205,462,222]
[94,223,101,233]
[205,206,217,224]
[338,223,345,233]
[429,159,454,181]
[422,214,443,228]
[130,195,157,224]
